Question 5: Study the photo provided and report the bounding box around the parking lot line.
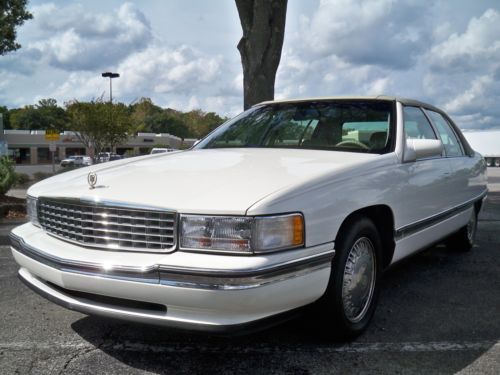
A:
[0,340,498,353]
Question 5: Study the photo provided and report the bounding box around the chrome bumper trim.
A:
[10,232,334,290]
[10,232,159,284]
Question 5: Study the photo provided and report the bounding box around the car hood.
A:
[29,148,379,215]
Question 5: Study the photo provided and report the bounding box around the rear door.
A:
[423,109,478,206]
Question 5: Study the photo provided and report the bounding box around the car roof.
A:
[257,95,444,113]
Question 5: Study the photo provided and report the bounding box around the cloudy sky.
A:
[0,0,499,130]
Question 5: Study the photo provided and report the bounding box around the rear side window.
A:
[403,107,437,140]
[425,110,464,157]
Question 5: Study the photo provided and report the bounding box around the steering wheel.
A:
[335,140,370,150]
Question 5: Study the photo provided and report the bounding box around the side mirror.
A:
[403,139,443,162]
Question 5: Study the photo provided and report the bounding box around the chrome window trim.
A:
[422,108,466,158]
[10,232,334,290]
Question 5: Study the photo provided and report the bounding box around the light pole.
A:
[101,72,119,158]
[101,72,120,103]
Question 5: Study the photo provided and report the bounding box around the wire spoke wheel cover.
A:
[341,237,376,323]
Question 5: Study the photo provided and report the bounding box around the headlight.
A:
[26,196,40,226]
[180,213,304,254]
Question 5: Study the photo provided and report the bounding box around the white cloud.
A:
[441,74,500,129]
[47,43,237,115]
[28,2,152,71]
[429,9,500,72]
[117,45,222,95]
[420,8,500,129]
[298,0,432,69]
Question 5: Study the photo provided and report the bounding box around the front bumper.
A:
[10,224,334,331]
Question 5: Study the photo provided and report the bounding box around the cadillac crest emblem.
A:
[87,172,97,189]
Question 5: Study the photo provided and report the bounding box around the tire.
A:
[448,208,478,252]
[321,216,382,340]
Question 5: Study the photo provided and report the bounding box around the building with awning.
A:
[1,129,197,164]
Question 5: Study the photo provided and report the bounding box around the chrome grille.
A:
[37,198,176,252]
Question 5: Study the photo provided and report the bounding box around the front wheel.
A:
[321,216,382,339]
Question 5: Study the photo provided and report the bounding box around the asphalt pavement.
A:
[0,170,499,374]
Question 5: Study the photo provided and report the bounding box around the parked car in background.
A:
[97,152,123,162]
[109,154,123,161]
[97,152,110,163]
[11,96,487,339]
[150,148,177,154]
[59,155,92,167]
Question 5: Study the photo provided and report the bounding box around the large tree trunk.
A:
[235,0,288,110]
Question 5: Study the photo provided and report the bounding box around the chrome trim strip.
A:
[158,251,334,290]
[10,232,159,284]
[394,190,487,240]
[10,232,334,290]
[42,196,179,213]
[395,101,405,161]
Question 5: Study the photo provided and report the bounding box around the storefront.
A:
[1,130,196,164]
[8,147,31,164]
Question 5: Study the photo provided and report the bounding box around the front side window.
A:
[196,101,394,154]
[403,106,437,140]
[425,110,464,157]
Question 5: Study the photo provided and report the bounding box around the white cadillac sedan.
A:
[11,96,487,338]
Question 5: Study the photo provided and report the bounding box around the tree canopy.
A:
[66,99,134,160]
[1,97,228,145]
[0,0,33,55]
[9,99,67,131]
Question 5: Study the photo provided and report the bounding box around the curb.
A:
[0,220,27,227]
[0,221,25,246]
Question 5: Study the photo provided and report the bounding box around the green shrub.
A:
[0,156,16,195]
[14,172,31,187]
[33,171,53,182]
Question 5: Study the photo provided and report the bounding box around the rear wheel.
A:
[448,208,478,252]
[321,216,382,339]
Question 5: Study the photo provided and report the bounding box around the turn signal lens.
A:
[253,214,304,253]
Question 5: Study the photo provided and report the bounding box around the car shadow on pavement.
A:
[70,230,500,374]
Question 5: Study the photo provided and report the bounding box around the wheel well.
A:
[336,205,395,270]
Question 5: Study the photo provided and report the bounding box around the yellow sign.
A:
[45,129,60,141]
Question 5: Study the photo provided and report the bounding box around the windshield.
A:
[196,100,395,154]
